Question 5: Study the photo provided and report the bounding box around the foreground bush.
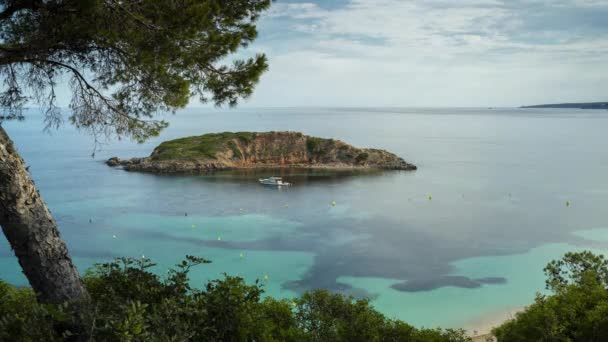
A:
[0,256,468,341]
[493,251,608,341]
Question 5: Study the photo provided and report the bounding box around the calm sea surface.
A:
[2,107,608,328]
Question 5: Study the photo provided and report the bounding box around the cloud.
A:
[266,2,328,19]
[242,0,608,107]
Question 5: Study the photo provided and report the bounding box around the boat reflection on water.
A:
[194,168,386,186]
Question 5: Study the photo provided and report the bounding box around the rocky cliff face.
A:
[107,132,416,174]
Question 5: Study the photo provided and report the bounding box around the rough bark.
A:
[0,125,89,303]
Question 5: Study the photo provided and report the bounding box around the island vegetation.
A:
[106,131,417,173]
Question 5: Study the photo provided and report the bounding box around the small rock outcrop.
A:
[107,131,416,174]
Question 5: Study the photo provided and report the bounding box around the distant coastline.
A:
[521,102,608,109]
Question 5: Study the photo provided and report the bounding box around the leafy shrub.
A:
[227,141,243,159]
[0,256,470,341]
[236,132,256,143]
[151,132,258,161]
[0,282,67,341]
[306,137,319,153]
[493,251,608,341]
[356,152,369,163]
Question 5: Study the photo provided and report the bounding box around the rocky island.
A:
[107,131,416,174]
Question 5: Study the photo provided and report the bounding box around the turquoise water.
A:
[2,107,608,328]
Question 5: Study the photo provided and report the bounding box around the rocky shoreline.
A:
[107,131,417,174]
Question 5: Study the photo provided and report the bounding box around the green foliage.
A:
[228,141,244,159]
[292,290,469,342]
[494,251,608,341]
[356,152,370,164]
[0,282,66,341]
[306,137,320,153]
[0,256,470,342]
[543,250,608,291]
[0,0,270,143]
[306,137,328,156]
[236,132,256,144]
[151,132,256,161]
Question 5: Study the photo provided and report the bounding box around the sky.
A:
[226,0,608,107]
[42,1,608,108]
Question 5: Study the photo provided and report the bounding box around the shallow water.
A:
[2,107,608,328]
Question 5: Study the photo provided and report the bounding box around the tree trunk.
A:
[0,125,89,304]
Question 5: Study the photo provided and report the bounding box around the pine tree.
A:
[0,0,270,304]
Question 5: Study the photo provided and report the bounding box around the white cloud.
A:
[267,2,328,19]
[535,0,608,7]
[243,0,608,107]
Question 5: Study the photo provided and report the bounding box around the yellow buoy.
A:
[263,275,269,281]
[291,301,297,307]
[217,236,222,241]
[331,201,337,206]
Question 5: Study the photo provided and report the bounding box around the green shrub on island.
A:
[305,137,326,155]
[151,132,257,161]
[493,251,608,341]
[107,132,417,173]
[0,256,468,341]
[356,152,370,164]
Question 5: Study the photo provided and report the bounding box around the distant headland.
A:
[521,102,608,109]
[107,131,417,174]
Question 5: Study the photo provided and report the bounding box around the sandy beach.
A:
[465,306,523,341]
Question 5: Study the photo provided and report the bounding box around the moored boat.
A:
[259,176,291,186]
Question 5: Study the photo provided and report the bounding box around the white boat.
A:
[259,176,291,186]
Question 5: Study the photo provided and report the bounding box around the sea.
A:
[2,107,608,330]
